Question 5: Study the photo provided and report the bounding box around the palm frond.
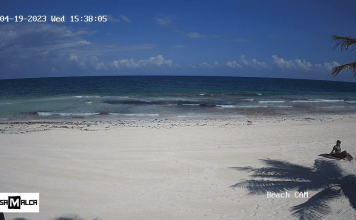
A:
[331,62,356,78]
[332,35,356,52]
[231,179,310,195]
[232,159,352,219]
[290,187,341,220]
[340,174,356,210]
[313,160,343,178]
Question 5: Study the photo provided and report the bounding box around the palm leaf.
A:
[332,35,356,52]
[331,61,356,78]
[231,179,310,195]
[290,187,342,220]
[331,35,356,78]
[340,175,356,210]
[232,159,353,219]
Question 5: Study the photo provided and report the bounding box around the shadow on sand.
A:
[4,215,99,220]
[230,159,356,219]
[318,153,343,161]
[53,216,86,220]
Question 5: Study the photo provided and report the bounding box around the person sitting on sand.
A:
[330,140,353,161]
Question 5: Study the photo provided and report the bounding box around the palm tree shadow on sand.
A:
[230,159,356,220]
[4,215,99,220]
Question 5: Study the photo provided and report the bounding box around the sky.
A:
[0,0,356,81]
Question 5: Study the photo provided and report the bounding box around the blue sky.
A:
[0,0,355,81]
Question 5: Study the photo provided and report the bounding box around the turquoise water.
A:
[1,76,356,120]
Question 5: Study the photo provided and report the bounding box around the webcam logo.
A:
[0,193,39,213]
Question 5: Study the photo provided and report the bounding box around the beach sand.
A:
[1,114,356,220]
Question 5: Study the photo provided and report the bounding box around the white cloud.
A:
[120,15,131,23]
[106,15,131,23]
[78,40,91,44]
[50,67,58,72]
[186,32,223,39]
[111,55,173,69]
[187,32,202,38]
[272,55,312,70]
[251,59,269,69]
[0,23,167,76]
[0,24,95,57]
[112,59,138,68]
[155,16,171,26]
[226,61,242,68]
[197,56,339,75]
[225,56,268,69]
[69,55,78,61]
[106,15,120,22]
[272,55,296,69]
[0,24,99,77]
[69,55,174,71]
[68,54,87,68]
[240,55,269,69]
[323,61,340,71]
[200,62,212,68]
[295,59,312,70]
[138,55,173,67]
[272,55,339,71]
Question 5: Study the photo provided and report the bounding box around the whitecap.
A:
[58,113,99,116]
[216,105,238,108]
[258,101,285,103]
[293,99,343,103]
[182,104,200,106]
[122,113,159,117]
[323,106,345,109]
[109,113,159,117]
[37,112,53,116]
[236,105,267,108]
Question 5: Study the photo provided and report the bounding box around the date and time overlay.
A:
[0,15,108,23]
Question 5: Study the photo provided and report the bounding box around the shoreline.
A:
[1,113,355,134]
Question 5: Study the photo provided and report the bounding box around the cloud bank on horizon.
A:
[0,0,355,81]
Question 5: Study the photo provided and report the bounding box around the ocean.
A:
[1,76,356,121]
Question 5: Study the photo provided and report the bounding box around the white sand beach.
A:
[1,114,356,220]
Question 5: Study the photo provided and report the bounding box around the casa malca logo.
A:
[0,193,39,213]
